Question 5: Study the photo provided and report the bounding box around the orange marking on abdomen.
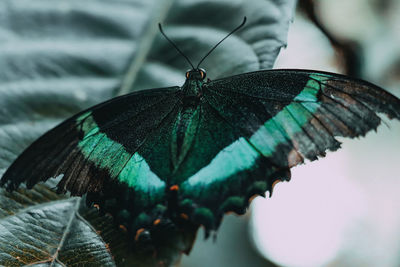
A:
[170,185,179,191]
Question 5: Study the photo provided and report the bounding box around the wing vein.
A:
[206,90,303,162]
[80,94,172,141]
[207,86,316,103]
[204,99,270,163]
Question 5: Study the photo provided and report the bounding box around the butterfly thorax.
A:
[182,69,206,98]
[181,79,204,99]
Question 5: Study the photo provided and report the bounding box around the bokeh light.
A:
[250,147,367,267]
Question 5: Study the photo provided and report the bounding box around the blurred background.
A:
[180,0,400,266]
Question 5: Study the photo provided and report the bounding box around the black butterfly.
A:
[1,17,400,244]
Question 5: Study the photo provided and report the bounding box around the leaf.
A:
[132,0,297,92]
[0,180,115,266]
[0,0,297,265]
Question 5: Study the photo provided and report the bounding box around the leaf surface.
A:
[0,181,114,266]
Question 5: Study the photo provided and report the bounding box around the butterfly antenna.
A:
[159,23,195,69]
[196,17,247,69]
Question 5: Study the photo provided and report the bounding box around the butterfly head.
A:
[186,68,206,80]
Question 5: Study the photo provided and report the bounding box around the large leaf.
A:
[0,0,297,265]
[0,180,115,266]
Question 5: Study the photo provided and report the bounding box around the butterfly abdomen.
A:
[171,104,201,171]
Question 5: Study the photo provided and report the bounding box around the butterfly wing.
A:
[176,69,400,230]
[0,87,180,212]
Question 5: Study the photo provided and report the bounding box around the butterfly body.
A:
[172,69,206,170]
[1,69,400,243]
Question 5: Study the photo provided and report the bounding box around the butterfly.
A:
[1,17,400,246]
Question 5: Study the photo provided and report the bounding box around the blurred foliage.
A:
[314,0,400,91]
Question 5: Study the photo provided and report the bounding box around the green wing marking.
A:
[77,111,165,193]
[182,137,259,188]
[250,76,322,157]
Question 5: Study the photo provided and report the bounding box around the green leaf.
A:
[0,180,115,266]
[0,0,296,265]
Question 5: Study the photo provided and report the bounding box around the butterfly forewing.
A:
[204,69,400,165]
[1,87,180,198]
